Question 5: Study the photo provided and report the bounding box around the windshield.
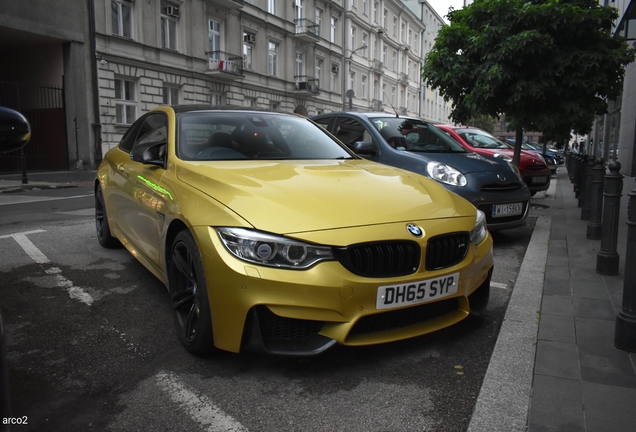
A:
[177,112,354,161]
[455,128,510,149]
[370,117,467,153]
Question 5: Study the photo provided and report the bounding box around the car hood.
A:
[472,148,543,163]
[176,159,475,234]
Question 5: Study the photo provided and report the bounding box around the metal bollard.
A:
[581,156,595,219]
[578,154,588,204]
[614,182,636,352]
[567,152,574,183]
[587,158,606,239]
[597,161,623,275]
[574,154,583,197]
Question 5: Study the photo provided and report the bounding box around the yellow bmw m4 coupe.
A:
[95,106,494,356]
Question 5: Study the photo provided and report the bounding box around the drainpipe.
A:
[342,0,349,111]
[88,0,103,168]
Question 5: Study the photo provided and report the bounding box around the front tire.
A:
[95,185,120,248]
[168,230,214,355]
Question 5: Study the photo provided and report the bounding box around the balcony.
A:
[294,76,320,95]
[399,107,408,115]
[208,0,243,10]
[371,60,383,73]
[205,51,244,79]
[372,99,383,111]
[295,19,319,43]
[399,73,409,85]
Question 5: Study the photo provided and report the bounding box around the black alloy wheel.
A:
[169,230,214,355]
[95,185,120,248]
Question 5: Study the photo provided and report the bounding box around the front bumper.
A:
[191,221,494,355]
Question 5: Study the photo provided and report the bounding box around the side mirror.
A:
[0,107,31,154]
[351,141,377,155]
[130,140,166,167]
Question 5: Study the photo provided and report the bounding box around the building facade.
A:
[1,0,453,169]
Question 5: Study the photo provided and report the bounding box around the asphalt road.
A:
[0,185,534,432]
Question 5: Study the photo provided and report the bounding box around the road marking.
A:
[0,193,93,206]
[0,229,49,263]
[491,282,508,289]
[0,229,94,306]
[156,371,248,432]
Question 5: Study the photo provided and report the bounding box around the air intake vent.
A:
[335,241,420,277]
[425,233,470,270]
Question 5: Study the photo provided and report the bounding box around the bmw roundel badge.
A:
[406,224,423,237]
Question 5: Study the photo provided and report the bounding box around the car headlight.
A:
[493,153,512,162]
[506,161,523,180]
[217,227,334,269]
[470,210,488,245]
[426,161,467,187]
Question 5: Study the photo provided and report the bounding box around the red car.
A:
[436,125,551,196]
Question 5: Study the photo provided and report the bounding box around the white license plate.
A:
[376,272,459,310]
[532,176,548,184]
[492,202,523,217]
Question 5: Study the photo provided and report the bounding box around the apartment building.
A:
[1,0,452,169]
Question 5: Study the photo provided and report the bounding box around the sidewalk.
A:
[470,168,636,432]
[0,170,96,192]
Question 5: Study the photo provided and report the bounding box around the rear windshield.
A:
[370,117,467,153]
[454,128,510,149]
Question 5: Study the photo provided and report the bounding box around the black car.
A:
[312,112,531,231]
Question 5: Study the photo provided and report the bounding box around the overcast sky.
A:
[425,0,465,23]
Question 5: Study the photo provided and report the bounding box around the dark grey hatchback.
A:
[311,112,531,231]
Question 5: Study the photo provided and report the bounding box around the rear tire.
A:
[95,185,120,248]
[168,230,215,355]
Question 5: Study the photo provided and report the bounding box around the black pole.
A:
[597,161,623,275]
[581,156,594,219]
[615,183,636,352]
[587,158,605,239]
[20,148,28,184]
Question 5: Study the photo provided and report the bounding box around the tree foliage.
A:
[422,0,635,164]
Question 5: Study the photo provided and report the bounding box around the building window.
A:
[374,78,379,100]
[295,0,303,20]
[362,33,368,57]
[393,17,397,37]
[383,9,388,29]
[349,71,355,92]
[331,64,339,92]
[382,83,386,101]
[361,75,367,99]
[244,98,256,107]
[315,58,323,86]
[401,21,406,42]
[382,44,387,65]
[330,17,338,43]
[352,0,357,9]
[112,1,132,38]
[209,19,221,56]
[243,32,254,70]
[161,2,179,50]
[362,0,368,15]
[268,42,278,76]
[271,101,280,110]
[408,29,412,46]
[211,93,222,106]
[295,51,304,77]
[115,78,136,124]
[391,86,396,105]
[315,8,323,37]
[162,86,179,105]
[351,26,356,50]
[392,50,396,71]
[268,0,276,14]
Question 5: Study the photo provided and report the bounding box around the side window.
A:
[119,120,143,153]
[333,117,371,147]
[130,113,168,155]
[312,117,332,132]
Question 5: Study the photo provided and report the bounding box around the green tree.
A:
[422,0,635,166]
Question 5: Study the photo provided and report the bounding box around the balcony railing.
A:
[399,73,409,85]
[371,60,383,73]
[294,76,320,94]
[294,19,319,42]
[205,51,243,78]
[399,107,408,115]
[372,99,383,111]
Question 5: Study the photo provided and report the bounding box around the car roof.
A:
[167,104,296,116]
[318,111,421,121]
